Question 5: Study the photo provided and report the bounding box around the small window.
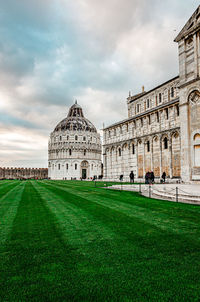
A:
[147,141,150,152]
[58,164,60,170]
[84,150,86,156]
[148,115,151,125]
[132,144,135,154]
[75,164,77,170]
[171,87,174,98]
[114,128,116,136]
[165,108,169,120]
[75,135,78,141]
[109,131,111,138]
[83,136,86,141]
[91,164,93,170]
[66,164,68,170]
[147,99,150,108]
[67,135,69,140]
[60,136,62,141]
[126,124,128,131]
[137,104,140,113]
[159,93,162,103]
[156,112,159,122]
[164,137,168,149]
[69,149,72,156]
[176,105,179,116]
[119,148,121,156]
[141,118,143,127]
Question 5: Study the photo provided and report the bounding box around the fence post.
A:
[176,187,178,202]
[139,182,141,194]
[149,185,151,198]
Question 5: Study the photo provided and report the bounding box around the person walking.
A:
[162,171,166,183]
[129,171,134,183]
[151,171,155,184]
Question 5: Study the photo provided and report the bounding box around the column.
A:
[169,134,173,178]
[159,136,162,178]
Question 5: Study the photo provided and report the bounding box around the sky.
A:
[0,0,199,168]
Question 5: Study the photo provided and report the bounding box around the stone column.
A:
[151,137,153,172]
[135,141,139,179]
[143,140,145,177]
[159,136,162,177]
[169,134,173,178]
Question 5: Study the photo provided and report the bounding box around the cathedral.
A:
[48,102,102,180]
[103,6,200,183]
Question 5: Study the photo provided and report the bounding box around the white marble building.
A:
[48,102,102,180]
[103,6,200,183]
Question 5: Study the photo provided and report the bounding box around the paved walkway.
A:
[107,183,200,205]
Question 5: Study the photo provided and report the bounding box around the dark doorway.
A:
[82,169,87,179]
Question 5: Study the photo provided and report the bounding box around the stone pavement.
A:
[106,183,200,205]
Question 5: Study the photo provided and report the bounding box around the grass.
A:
[0,180,200,301]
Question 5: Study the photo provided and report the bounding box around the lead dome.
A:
[48,102,102,180]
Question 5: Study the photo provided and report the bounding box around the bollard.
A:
[149,185,151,198]
[139,183,141,194]
[176,187,178,202]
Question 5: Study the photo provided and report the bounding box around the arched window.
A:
[119,148,121,156]
[58,164,60,170]
[164,137,168,149]
[165,108,169,120]
[91,164,93,170]
[156,111,159,122]
[75,164,77,170]
[171,87,174,98]
[83,136,86,141]
[84,150,86,156]
[132,144,135,154]
[75,135,78,141]
[67,135,69,140]
[60,136,62,141]
[69,149,72,156]
[176,105,179,116]
[66,163,68,170]
[159,93,162,103]
[147,141,150,152]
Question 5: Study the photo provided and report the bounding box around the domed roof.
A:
[54,101,97,133]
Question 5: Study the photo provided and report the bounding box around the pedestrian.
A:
[151,171,155,184]
[145,172,148,184]
[162,171,166,183]
[129,171,134,183]
[119,174,123,182]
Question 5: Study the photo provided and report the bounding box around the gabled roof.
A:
[174,5,200,42]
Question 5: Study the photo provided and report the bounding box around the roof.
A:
[128,76,179,104]
[174,5,200,42]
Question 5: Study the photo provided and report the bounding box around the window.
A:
[67,135,69,140]
[171,87,174,98]
[147,141,150,152]
[164,137,168,149]
[58,164,60,170]
[114,128,116,136]
[83,136,86,141]
[147,99,150,108]
[66,163,68,170]
[75,135,78,141]
[91,164,93,170]
[165,108,169,120]
[148,115,151,125]
[176,105,179,116]
[109,131,111,138]
[84,150,86,156]
[156,112,159,122]
[140,118,143,127]
[75,164,77,170]
[119,148,121,156]
[132,144,135,154]
[126,124,128,131]
[69,149,72,156]
[60,136,62,141]
[159,93,162,103]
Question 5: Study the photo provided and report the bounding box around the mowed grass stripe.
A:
[43,180,200,238]
[0,182,25,245]
[32,181,116,246]
[36,181,200,301]
[0,181,91,302]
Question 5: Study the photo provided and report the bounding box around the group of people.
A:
[119,170,167,184]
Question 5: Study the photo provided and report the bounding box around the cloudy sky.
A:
[0,0,199,167]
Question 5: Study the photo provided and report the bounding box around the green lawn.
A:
[0,180,200,301]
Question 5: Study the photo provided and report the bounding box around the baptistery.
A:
[48,101,102,180]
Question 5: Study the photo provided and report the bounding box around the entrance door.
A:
[82,169,87,179]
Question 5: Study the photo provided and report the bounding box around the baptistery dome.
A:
[48,102,102,180]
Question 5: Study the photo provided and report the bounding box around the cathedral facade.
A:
[103,6,200,183]
[48,102,102,180]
